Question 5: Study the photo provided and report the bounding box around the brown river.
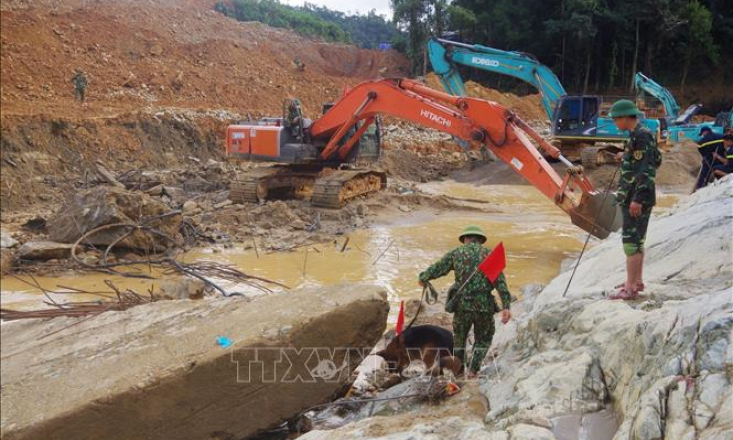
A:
[0,182,680,320]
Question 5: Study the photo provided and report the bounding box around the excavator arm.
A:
[427,38,567,120]
[310,78,620,239]
[634,72,680,120]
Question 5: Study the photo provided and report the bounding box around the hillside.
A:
[0,0,408,119]
[0,0,408,212]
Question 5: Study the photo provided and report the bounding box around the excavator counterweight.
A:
[225,78,621,239]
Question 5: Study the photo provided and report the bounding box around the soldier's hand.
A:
[629,201,642,218]
[501,309,511,324]
[418,280,425,288]
[614,151,624,162]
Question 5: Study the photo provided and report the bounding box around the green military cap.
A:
[459,225,487,244]
[609,99,642,118]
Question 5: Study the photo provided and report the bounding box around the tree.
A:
[447,4,477,40]
[392,0,430,74]
[392,0,451,75]
[679,1,719,90]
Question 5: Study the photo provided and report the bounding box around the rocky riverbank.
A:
[298,177,733,440]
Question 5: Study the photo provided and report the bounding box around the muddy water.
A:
[1,182,592,317]
[0,183,680,314]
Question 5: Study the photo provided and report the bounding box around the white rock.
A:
[0,231,18,248]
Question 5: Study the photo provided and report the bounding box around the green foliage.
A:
[438,0,731,91]
[218,0,350,43]
[214,0,399,48]
[304,4,401,49]
[391,0,429,74]
[446,4,476,32]
[682,1,719,64]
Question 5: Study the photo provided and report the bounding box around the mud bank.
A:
[298,178,733,440]
[0,283,389,440]
[0,109,233,213]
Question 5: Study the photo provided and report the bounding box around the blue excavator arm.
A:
[633,72,681,120]
[427,38,567,119]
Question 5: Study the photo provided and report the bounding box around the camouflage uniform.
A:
[70,71,88,102]
[419,242,511,372]
[616,123,661,256]
[286,99,303,139]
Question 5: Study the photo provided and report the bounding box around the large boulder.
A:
[47,186,182,251]
[0,284,389,440]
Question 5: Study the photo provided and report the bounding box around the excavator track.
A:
[230,167,386,207]
[311,170,387,208]
[229,168,284,204]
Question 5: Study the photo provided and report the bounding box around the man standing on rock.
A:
[418,225,511,376]
[609,100,661,300]
[70,68,88,103]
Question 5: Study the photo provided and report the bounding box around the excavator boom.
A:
[427,38,567,119]
[634,72,681,120]
[310,78,620,239]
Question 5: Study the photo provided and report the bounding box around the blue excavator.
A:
[428,38,661,165]
[634,72,727,143]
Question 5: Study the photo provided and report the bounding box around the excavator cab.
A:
[553,96,600,137]
[321,102,382,163]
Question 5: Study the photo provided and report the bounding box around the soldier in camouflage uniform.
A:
[609,100,661,300]
[286,98,304,139]
[418,225,511,375]
[70,68,88,103]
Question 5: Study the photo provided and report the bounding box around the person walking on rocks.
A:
[70,68,88,103]
[609,100,662,300]
[418,225,511,376]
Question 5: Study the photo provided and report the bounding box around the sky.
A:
[280,0,393,18]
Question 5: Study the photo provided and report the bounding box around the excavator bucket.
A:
[568,191,622,239]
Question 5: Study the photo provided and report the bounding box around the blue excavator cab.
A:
[553,95,660,142]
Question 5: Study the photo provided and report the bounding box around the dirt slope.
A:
[0,0,408,119]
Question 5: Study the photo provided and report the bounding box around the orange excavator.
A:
[226,78,621,239]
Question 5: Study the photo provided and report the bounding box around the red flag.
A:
[478,242,506,283]
[395,300,405,335]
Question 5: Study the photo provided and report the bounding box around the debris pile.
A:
[48,186,182,251]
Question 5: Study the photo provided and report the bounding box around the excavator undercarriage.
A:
[229,166,386,208]
[227,98,386,208]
